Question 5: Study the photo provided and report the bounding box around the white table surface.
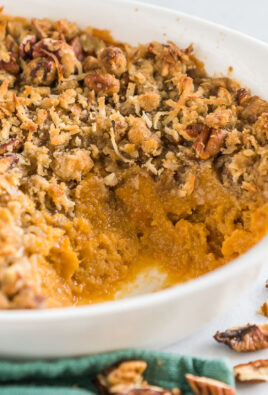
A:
[137,1,268,394]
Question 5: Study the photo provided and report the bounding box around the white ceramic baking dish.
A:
[1,0,268,359]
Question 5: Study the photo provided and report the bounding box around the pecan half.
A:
[94,361,180,395]
[21,57,57,86]
[186,374,235,395]
[234,359,268,383]
[214,323,268,352]
[0,138,20,155]
[32,38,59,59]
[98,46,127,76]
[95,360,147,394]
[235,88,249,104]
[32,38,81,77]
[201,129,228,159]
[19,34,37,59]
[0,154,19,173]
[193,127,227,160]
[83,55,100,72]
[84,73,119,96]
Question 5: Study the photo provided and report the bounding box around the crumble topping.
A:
[0,10,267,308]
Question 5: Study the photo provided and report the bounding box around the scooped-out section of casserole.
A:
[0,11,267,308]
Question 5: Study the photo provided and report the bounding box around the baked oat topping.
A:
[0,10,267,308]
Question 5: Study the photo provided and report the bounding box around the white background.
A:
[138,1,268,394]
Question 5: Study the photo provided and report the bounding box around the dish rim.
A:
[1,0,268,321]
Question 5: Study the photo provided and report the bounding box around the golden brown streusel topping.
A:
[0,11,267,308]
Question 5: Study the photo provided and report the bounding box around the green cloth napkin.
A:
[0,349,235,394]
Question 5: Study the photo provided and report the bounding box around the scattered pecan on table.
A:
[93,360,182,395]
[185,374,236,395]
[258,280,268,317]
[258,300,268,317]
[214,323,268,352]
[234,359,268,383]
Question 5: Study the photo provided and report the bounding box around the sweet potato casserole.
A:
[0,11,267,309]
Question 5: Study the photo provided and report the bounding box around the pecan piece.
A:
[94,361,180,395]
[235,88,249,104]
[5,34,19,59]
[193,127,227,160]
[240,96,268,122]
[80,32,105,55]
[19,34,37,59]
[32,18,52,39]
[83,55,100,72]
[0,52,19,75]
[84,73,119,96]
[32,38,81,77]
[112,389,175,395]
[98,46,127,76]
[53,19,79,41]
[0,138,20,155]
[201,129,227,159]
[70,36,84,61]
[234,359,268,383]
[0,155,19,173]
[192,124,210,157]
[185,123,208,139]
[32,38,61,58]
[186,374,235,395]
[95,360,147,394]
[21,57,57,86]
[214,323,268,352]
[258,300,268,317]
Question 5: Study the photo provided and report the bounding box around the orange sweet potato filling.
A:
[39,166,268,307]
